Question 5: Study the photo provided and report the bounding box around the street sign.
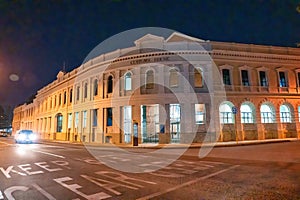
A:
[232,106,237,114]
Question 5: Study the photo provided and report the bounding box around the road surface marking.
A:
[54,177,112,199]
[136,165,240,200]
[32,184,56,200]
[0,141,12,146]
[32,150,65,159]
[4,186,28,200]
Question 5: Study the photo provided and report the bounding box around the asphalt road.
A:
[0,136,299,200]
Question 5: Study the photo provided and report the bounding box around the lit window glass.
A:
[83,111,87,128]
[260,104,275,123]
[124,73,132,91]
[195,104,205,124]
[68,113,72,129]
[259,71,268,86]
[280,105,291,123]
[56,114,63,132]
[240,104,253,123]
[279,72,287,87]
[75,112,79,128]
[124,106,132,143]
[219,103,233,124]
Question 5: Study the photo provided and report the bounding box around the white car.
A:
[15,130,37,143]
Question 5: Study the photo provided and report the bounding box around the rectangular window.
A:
[259,71,268,86]
[298,106,300,122]
[146,71,154,89]
[107,108,113,126]
[279,71,287,87]
[68,113,72,129]
[241,70,250,86]
[82,111,87,128]
[195,104,205,124]
[170,104,181,143]
[297,72,300,87]
[124,106,132,143]
[57,115,63,132]
[75,112,79,128]
[169,69,179,87]
[93,109,98,127]
[222,69,231,85]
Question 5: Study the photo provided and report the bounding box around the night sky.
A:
[0,0,300,107]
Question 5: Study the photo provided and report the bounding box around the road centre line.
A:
[136,165,240,200]
[31,150,65,159]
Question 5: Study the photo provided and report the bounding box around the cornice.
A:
[212,49,300,62]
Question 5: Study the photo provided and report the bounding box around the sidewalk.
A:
[40,138,299,149]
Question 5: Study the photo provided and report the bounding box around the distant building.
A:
[12,32,300,144]
[0,105,13,131]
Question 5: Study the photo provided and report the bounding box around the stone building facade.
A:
[12,32,300,144]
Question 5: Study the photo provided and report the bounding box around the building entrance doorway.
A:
[170,104,181,143]
[141,104,159,143]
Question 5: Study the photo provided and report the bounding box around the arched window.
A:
[59,94,62,105]
[240,104,254,123]
[107,75,113,93]
[280,104,291,123]
[124,72,132,91]
[69,89,73,103]
[260,104,275,123]
[169,68,179,87]
[146,70,154,89]
[219,102,234,124]
[76,86,80,101]
[194,68,203,88]
[84,82,88,98]
[63,91,67,104]
[94,79,98,96]
[56,113,63,132]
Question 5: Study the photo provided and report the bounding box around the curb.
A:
[39,138,299,149]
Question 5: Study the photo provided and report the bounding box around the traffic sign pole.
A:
[232,106,238,144]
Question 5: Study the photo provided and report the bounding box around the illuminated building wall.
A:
[12,32,300,144]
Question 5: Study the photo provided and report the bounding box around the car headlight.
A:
[29,134,36,140]
[18,134,26,140]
